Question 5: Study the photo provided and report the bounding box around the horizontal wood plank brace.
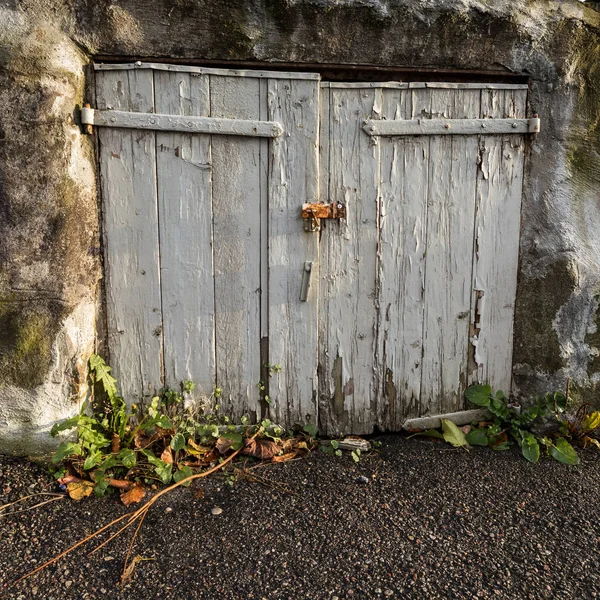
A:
[363,117,540,136]
[94,62,321,80]
[81,108,283,138]
[327,81,528,90]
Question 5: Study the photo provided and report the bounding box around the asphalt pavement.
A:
[1,435,599,599]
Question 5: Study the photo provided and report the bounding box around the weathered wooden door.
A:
[318,81,531,434]
[95,64,320,425]
[93,64,535,434]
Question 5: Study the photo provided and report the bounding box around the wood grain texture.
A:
[420,89,480,415]
[210,75,263,421]
[375,87,428,429]
[154,70,216,396]
[267,78,321,427]
[319,87,382,434]
[469,89,526,394]
[96,69,163,403]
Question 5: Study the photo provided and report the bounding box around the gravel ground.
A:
[1,435,600,600]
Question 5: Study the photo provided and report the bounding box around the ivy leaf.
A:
[52,442,82,464]
[50,416,81,437]
[465,428,489,447]
[83,450,103,471]
[98,454,118,472]
[549,438,580,465]
[441,419,469,449]
[142,449,173,483]
[94,481,110,498]
[520,432,540,463]
[489,397,510,420]
[155,462,173,484]
[119,448,137,469]
[303,423,317,439]
[155,415,174,430]
[465,384,492,407]
[173,465,194,487]
[93,474,110,497]
[170,433,186,452]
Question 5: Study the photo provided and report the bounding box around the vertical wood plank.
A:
[153,71,216,396]
[96,69,163,404]
[420,89,480,414]
[210,75,262,421]
[319,87,381,435]
[267,78,321,427]
[470,89,526,393]
[375,86,427,429]
[317,83,332,432]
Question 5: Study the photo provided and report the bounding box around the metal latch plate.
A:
[301,202,346,232]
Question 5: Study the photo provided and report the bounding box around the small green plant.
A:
[50,355,320,502]
[351,448,361,463]
[320,439,342,457]
[257,363,282,407]
[465,385,579,465]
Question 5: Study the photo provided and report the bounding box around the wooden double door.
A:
[95,63,531,434]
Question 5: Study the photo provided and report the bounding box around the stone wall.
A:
[1,0,599,453]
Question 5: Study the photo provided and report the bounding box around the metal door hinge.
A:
[80,105,283,138]
[301,202,346,232]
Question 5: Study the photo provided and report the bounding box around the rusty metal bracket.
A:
[301,202,346,232]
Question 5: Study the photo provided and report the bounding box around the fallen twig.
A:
[0,495,66,518]
[12,431,258,587]
[234,467,297,496]
[0,492,66,513]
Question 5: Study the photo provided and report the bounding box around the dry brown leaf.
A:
[182,447,220,467]
[112,434,121,454]
[215,437,233,454]
[134,432,149,449]
[187,439,212,456]
[280,439,294,453]
[583,436,600,450]
[66,480,95,501]
[271,451,298,463]
[160,447,173,464]
[242,438,280,460]
[120,484,146,506]
[134,432,161,449]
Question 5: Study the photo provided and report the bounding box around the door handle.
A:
[300,261,313,302]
